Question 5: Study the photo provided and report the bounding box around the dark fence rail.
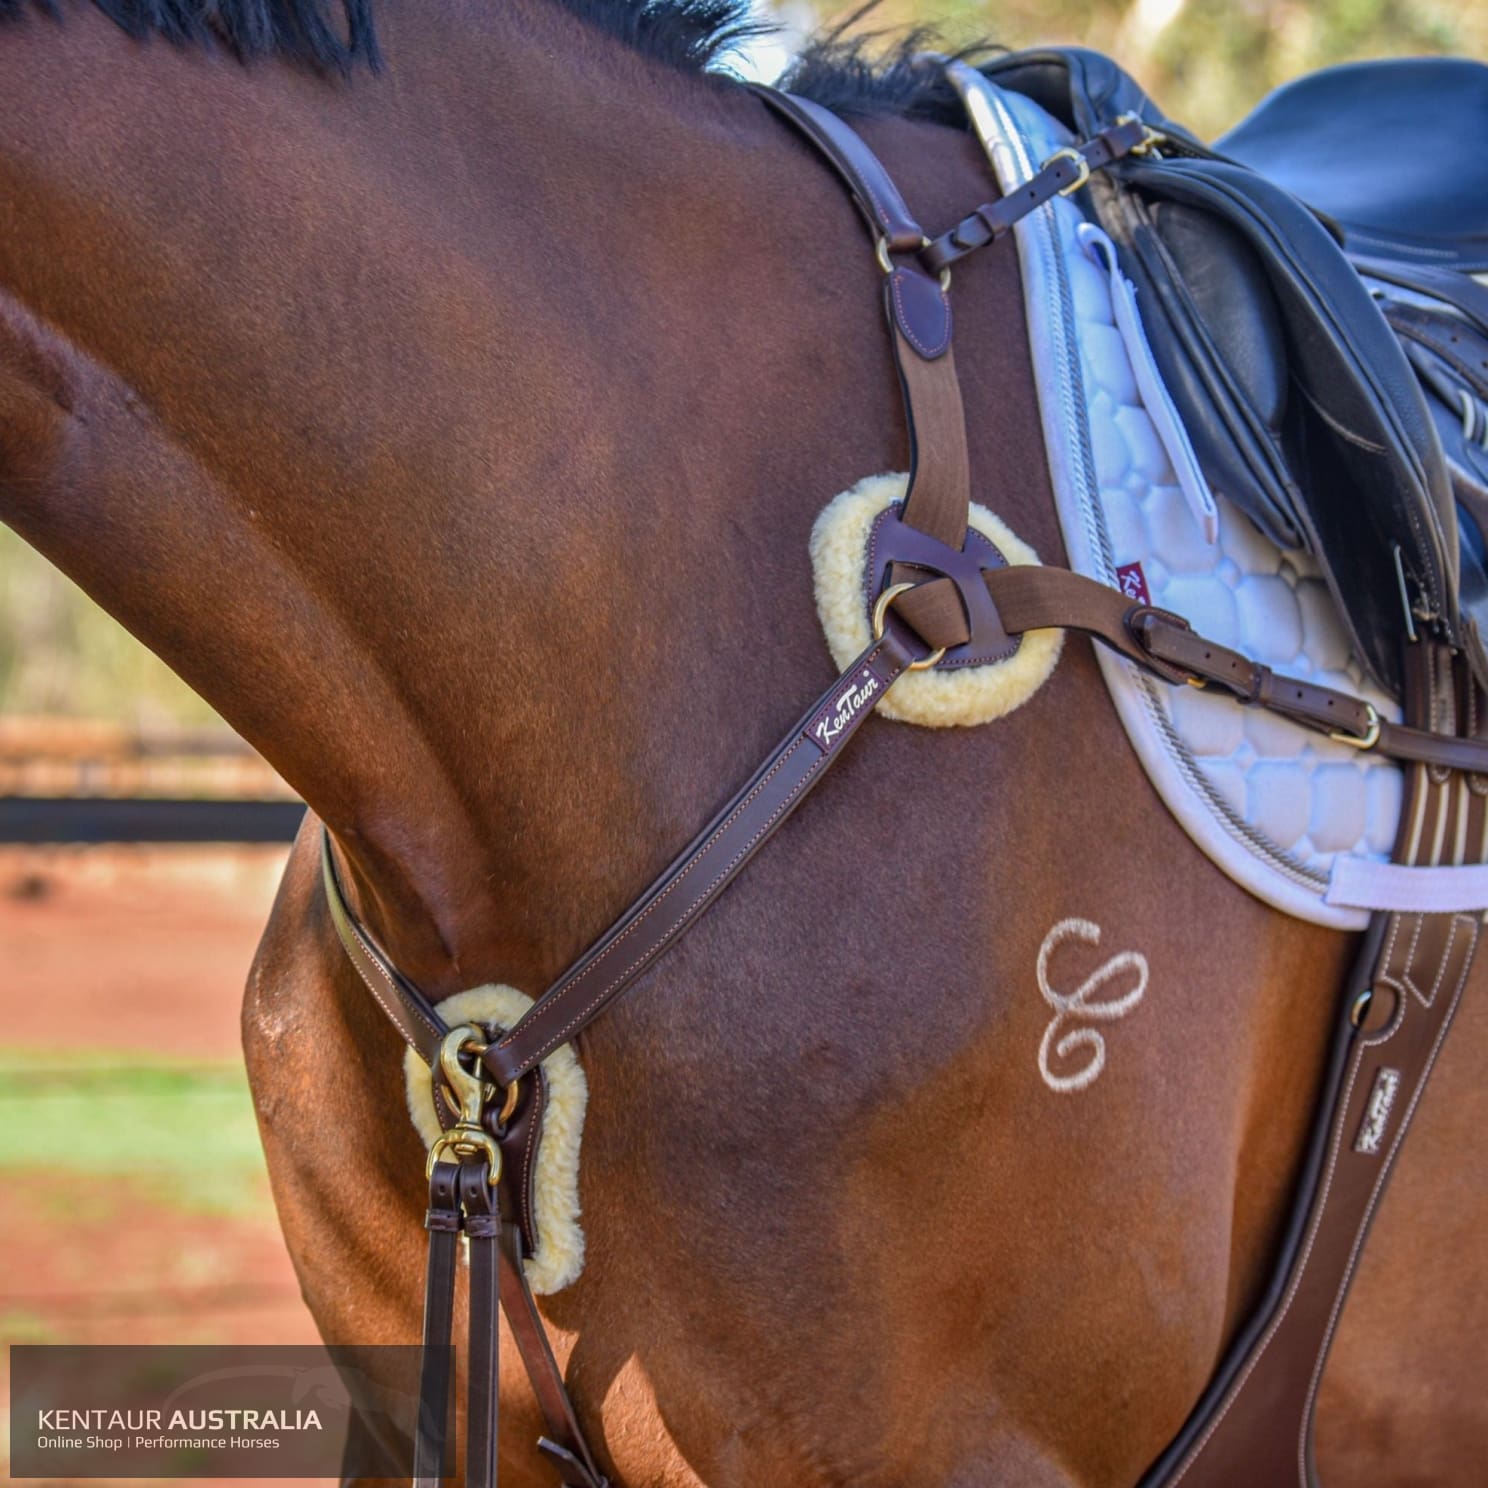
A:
[0,797,306,844]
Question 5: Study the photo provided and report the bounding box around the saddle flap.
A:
[1115,193,1298,548]
[1104,155,1458,693]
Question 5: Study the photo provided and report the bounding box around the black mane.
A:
[0,0,978,114]
[1,0,382,71]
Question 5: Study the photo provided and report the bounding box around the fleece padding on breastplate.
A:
[811,472,1064,728]
[403,985,588,1295]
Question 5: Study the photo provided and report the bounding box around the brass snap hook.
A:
[426,1024,505,1184]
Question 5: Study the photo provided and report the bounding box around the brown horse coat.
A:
[1,3,1485,1482]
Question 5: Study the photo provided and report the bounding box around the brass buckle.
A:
[1042,146,1092,197]
[426,1024,510,1183]
[876,234,952,293]
[1117,112,1167,157]
[873,581,947,671]
[1329,704,1382,751]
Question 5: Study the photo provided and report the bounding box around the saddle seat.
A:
[1217,58,1488,271]
[986,47,1485,697]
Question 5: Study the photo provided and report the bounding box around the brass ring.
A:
[875,235,952,293]
[872,582,947,672]
[1043,146,1092,197]
[1330,703,1382,751]
[498,1080,521,1126]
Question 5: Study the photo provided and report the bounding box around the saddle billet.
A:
[325,64,1488,1488]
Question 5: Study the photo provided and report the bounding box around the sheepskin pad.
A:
[403,985,588,1295]
[811,472,1063,727]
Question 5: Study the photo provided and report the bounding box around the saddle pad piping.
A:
[979,79,1401,929]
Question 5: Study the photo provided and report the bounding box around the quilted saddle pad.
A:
[975,83,1403,930]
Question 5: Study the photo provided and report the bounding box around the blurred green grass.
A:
[0,1049,268,1216]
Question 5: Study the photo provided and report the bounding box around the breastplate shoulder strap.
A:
[751,85,972,555]
[1140,641,1486,1487]
[748,85,925,251]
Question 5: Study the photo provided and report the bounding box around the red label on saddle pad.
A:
[1115,562,1151,607]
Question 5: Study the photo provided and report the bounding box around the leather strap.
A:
[1142,642,1485,1486]
[1353,254,1488,341]
[920,116,1153,274]
[892,564,1488,774]
[322,834,448,1067]
[749,86,925,253]
[462,1160,502,1488]
[414,1160,461,1488]
[498,1226,610,1487]
[891,332,972,552]
[488,627,921,1085]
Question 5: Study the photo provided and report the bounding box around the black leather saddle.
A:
[985,48,1488,698]
[1219,57,1488,273]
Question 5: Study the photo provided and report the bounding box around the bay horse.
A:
[1,2,1485,1483]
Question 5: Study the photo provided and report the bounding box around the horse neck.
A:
[0,2,1009,988]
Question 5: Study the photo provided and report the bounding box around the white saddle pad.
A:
[974,84,1403,929]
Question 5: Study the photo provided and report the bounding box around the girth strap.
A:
[1140,641,1486,1486]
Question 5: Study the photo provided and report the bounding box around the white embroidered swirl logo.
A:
[1036,918,1149,1093]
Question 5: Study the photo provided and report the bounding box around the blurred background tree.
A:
[2,0,1483,723]
[788,0,1487,138]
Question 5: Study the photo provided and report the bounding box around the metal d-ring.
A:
[873,581,947,671]
[1330,703,1382,751]
[875,235,952,293]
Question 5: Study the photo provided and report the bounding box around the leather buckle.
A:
[1042,145,1092,197]
[1329,703,1383,750]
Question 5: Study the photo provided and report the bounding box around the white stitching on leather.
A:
[1298,925,1475,1479]
[1167,912,1410,1485]
[498,640,894,1069]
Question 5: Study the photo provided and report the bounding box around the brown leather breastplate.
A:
[323,75,1487,1488]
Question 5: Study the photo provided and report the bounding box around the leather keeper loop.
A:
[1124,605,1199,686]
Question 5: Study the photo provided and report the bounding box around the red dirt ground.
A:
[0,845,288,1058]
[0,846,329,1486]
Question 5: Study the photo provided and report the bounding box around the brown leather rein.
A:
[323,79,1488,1488]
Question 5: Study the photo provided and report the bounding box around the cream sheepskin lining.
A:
[810,473,1063,727]
[404,985,588,1295]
